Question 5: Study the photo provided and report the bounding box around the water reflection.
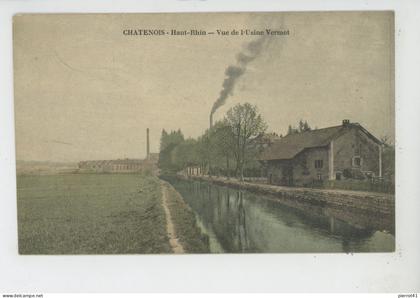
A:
[166,178,395,253]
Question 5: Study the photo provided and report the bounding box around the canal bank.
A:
[177,174,395,216]
[164,176,395,253]
[160,180,210,253]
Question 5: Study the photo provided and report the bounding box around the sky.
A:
[13,12,394,162]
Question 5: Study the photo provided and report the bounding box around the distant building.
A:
[78,128,158,174]
[78,158,156,173]
[259,120,383,186]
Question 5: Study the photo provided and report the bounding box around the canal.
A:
[164,177,395,253]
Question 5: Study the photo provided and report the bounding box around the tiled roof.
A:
[259,125,345,161]
[259,123,382,161]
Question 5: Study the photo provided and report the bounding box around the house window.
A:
[317,174,323,181]
[352,156,362,167]
[314,160,323,169]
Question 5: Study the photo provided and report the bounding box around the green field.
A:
[17,173,172,254]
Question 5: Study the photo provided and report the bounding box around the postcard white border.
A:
[1,0,419,293]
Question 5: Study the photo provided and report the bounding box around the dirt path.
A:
[160,181,185,254]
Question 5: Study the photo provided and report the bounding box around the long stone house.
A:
[78,154,159,173]
[259,120,383,186]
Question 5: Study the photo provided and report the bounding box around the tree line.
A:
[158,103,268,180]
[158,103,333,180]
[158,102,395,182]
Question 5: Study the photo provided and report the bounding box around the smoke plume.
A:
[210,35,269,126]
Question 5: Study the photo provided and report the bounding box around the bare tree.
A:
[225,103,267,181]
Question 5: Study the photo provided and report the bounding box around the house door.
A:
[282,163,294,186]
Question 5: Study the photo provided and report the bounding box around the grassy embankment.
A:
[162,182,210,253]
[17,173,171,254]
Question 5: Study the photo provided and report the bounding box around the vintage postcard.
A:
[13,12,395,254]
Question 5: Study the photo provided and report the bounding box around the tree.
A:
[211,120,235,177]
[287,119,311,135]
[158,129,185,173]
[196,129,212,174]
[160,129,184,151]
[160,129,168,150]
[225,103,267,181]
[301,120,311,132]
[287,125,298,135]
[171,138,199,170]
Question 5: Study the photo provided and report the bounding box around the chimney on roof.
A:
[342,119,350,127]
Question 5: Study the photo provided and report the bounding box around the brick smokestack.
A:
[146,128,150,159]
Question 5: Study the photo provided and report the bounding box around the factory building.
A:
[78,129,158,173]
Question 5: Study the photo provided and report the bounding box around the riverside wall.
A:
[177,175,395,216]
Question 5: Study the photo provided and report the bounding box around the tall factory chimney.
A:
[146,128,150,160]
